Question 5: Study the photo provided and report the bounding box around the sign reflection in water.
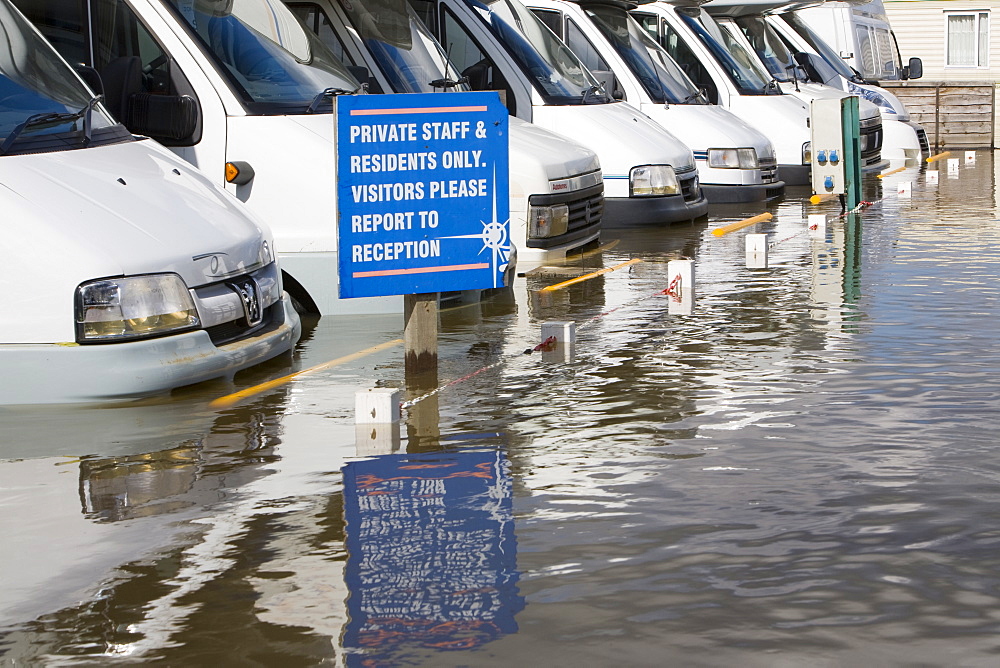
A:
[342,447,522,662]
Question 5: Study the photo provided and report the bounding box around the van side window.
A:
[287,3,349,64]
[659,21,718,103]
[855,25,876,79]
[565,19,610,74]
[286,3,385,93]
[92,0,201,144]
[531,8,562,39]
[14,1,89,66]
[563,18,622,100]
[409,0,438,38]
[633,12,657,41]
[441,7,515,114]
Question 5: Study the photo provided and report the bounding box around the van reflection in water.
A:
[77,411,276,523]
[342,448,523,663]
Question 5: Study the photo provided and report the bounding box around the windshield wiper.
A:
[0,94,103,155]
[678,87,706,104]
[430,76,469,90]
[306,86,360,114]
[581,84,607,104]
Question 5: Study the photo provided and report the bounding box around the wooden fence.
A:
[881,81,996,150]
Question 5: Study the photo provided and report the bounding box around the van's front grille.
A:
[916,127,930,156]
[205,303,282,346]
[679,173,701,202]
[192,262,283,347]
[860,120,884,166]
[759,157,779,183]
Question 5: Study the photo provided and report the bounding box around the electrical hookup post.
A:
[335,91,511,388]
[810,96,862,211]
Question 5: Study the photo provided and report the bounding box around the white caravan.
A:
[287,0,604,270]
[407,0,709,225]
[17,0,509,314]
[0,0,300,404]
[526,0,784,203]
[796,0,922,84]
[766,10,927,163]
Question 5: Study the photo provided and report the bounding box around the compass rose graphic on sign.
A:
[443,167,512,288]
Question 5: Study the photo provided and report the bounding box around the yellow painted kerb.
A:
[540,258,643,292]
[210,338,403,409]
[711,212,773,237]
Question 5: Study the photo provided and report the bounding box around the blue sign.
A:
[342,448,523,663]
[336,92,511,299]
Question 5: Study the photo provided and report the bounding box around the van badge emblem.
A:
[229,278,262,326]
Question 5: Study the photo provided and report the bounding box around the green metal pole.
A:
[841,96,862,210]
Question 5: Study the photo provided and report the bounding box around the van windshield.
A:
[0,0,126,154]
[166,0,361,113]
[467,0,609,104]
[677,8,776,95]
[585,4,703,105]
[726,15,801,83]
[339,0,468,93]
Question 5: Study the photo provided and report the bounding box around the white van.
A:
[18,0,502,314]
[0,0,300,404]
[407,0,709,225]
[796,0,922,84]
[287,0,604,271]
[765,10,928,163]
[631,0,816,185]
[525,0,784,203]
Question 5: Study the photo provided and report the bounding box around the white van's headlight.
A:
[802,142,812,165]
[630,165,678,196]
[76,273,200,343]
[708,148,758,169]
[528,203,569,238]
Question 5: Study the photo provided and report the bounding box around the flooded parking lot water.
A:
[3,154,1000,666]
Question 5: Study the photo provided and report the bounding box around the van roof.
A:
[702,0,823,17]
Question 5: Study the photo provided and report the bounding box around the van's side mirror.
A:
[902,57,922,80]
[592,70,624,100]
[74,65,104,97]
[793,52,822,84]
[126,93,200,143]
[347,65,372,89]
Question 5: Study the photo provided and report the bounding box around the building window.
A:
[946,11,989,67]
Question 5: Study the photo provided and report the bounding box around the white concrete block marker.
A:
[927,170,939,185]
[966,150,976,165]
[808,214,826,239]
[541,321,576,346]
[948,158,960,176]
[746,234,769,269]
[356,387,402,424]
[897,181,911,198]
[666,259,695,315]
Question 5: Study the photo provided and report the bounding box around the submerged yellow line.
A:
[877,165,907,179]
[210,338,403,409]
[539,258,643,292]
[711,212,773,237]
[926,151,952,163]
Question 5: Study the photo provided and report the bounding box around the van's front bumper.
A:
[777,164,810,186]
[602,173,708,228]
[0,294,301,405]
[702,181,785,203]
